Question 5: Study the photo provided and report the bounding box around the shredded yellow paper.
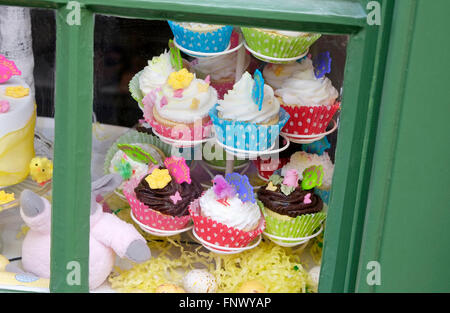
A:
[109,237,315,293]
[107,194,317,293]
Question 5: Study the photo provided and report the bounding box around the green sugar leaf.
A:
[118,144,157,165]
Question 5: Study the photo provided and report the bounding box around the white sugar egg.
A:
[183,269,217,293]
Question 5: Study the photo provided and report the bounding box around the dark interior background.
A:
[31,9,348,162]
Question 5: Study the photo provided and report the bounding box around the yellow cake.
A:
[0,77,36,187]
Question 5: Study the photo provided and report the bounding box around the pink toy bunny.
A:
[19,174,151,290]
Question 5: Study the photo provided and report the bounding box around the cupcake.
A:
[241,28,321,63]
[130,49,191,112]
[275,54,340,138]
[124,156,203,231]
[209,70,289,152]
[168,21,233,54]
[189,173,265,248]
[281,151,334,204]
[257,168,326,240]
[104,130,171,193]
[143,68,217,141]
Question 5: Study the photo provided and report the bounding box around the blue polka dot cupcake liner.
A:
[168,21,233,53]
[209,104,290,152]
[314,187,330,204]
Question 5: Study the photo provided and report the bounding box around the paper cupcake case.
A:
[209,105,290,152]
[259,203,326,239]
[241,27,321,59]
[103,129,172,175]
[123,178,191,231]
[168,21,233,53]
[281,102,340,136]
[211,80,235,100]
[143,98,213,141]
[189,198,265,248]
[253,157,289,180]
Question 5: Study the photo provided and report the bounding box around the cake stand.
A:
[263,224,324,248]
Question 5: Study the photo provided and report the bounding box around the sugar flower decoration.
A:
[197,81,209,93]
[301,165,324,190]
[145,168,172,189]
[266,181,277,192]
[164,156,191,184]
[5,86,29,98]
[167,68,194,90]
[0,190,15,205]
[0,100,9,113]
[282,169,299,188]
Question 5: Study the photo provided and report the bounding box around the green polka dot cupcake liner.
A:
[241,27,321,61]
[259,202,326,240]
[129,70,144,111]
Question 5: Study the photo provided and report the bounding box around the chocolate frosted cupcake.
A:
[257,167,326,239]
[123,156,203,231]
[134,169,202,217]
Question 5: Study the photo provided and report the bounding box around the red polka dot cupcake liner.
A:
[123,176,191,231]
[188,198,265,248]
[281,102,340,136]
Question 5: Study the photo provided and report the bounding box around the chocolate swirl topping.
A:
[134,174,203,217]
[257,184,323,218]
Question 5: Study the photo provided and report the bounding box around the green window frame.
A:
[0,0,394,293]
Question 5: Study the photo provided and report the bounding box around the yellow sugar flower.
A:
[266,181,277,191]
[145,168,172,189]
[168,68,194,90]
[5,86,29,98]
[0,190,15,205]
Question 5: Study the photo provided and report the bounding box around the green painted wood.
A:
[0,0,366,34]
[356,0,450,292]
[50,6,94,292]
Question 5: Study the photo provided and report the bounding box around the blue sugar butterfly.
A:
[301,136,330,156]
[252,69,264,111]
[313,51,332,79]
[225,173,256,203]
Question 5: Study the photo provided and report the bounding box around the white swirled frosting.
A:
[217,72,280,124]
[199,188,261,231]
[139,51,174,96]
[192,52,250,81]
[176,22,224,32]
[154,75,217,123]
[263,62,310,90]
[275,58,338,107]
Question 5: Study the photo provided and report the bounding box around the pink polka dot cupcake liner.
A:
[143,97,213,141]
[281,102,340,136]
[123,176,191,231]
[188,198,265,248]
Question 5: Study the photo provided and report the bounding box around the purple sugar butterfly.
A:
[225,173,255,203]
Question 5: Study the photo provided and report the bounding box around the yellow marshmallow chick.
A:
[29,157,53,184]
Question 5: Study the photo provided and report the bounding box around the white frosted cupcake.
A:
[275,57,340,137]
[199,188,261,232]
[209,70,290,152]
[143,68,217,140]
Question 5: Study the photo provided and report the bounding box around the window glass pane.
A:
[93,15,349,293]
[0,6,55,292]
